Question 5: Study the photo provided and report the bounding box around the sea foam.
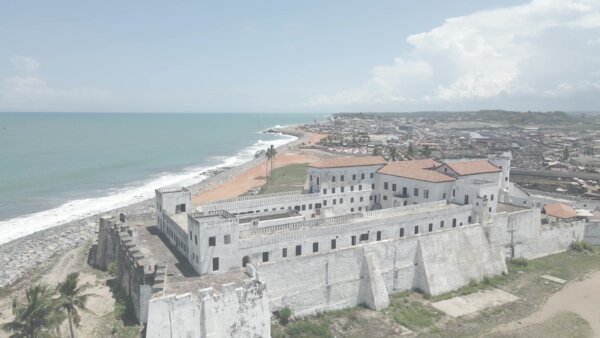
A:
[0,132,297,245]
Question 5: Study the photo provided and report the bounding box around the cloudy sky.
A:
[1,0,599,113]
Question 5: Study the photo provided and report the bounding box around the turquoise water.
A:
[0,113,325,243]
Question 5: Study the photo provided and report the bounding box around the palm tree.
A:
[56,273,92,338]
[387,145,399,161]
[264,147,271,180]
[267,145,277,174]
[3,284,65,338]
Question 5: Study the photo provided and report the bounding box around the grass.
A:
[386,292,441,331]
[260,163,308,194]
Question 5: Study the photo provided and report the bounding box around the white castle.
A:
[92,152,587,337]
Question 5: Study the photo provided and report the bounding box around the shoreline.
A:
[0,128,313,288]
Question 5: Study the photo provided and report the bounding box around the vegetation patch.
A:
[569,241,594,253]
[260,163,308,195]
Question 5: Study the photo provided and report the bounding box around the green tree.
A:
[420,145,432,158]
[57,273,92,338]
[562,146,569,161]
[3,284,65,338]
[387,145,399,161]
[407,142,416,158]
[372,147,383,156]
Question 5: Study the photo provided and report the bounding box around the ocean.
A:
[0,112,325,245]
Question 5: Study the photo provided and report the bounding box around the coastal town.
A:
[3,111,600,337]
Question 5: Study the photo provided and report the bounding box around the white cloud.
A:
[309,0,600,111]
[10,56,40,73]
[0,57,112,111]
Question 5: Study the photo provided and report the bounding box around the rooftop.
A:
[378,159,454,183]
[309,155,387,169]
[543,203,577,219]
[442,159,501,176]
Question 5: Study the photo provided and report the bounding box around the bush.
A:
[285,321,331,338]
[277,307,292,326]
[570,241,593,252]
[509,257,529,267]
[108,261,117,276]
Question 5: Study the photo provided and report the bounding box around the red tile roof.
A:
[309,156,387,169]
[543,203,577,219]
[443,160,501,176]
[378,159,455,183]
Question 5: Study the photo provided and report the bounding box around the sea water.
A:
[0,112,325,244]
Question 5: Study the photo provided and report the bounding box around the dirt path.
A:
[493,271,600,337]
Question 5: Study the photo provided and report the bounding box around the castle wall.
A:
[584,220,600,245]
[146,281,270,338]
[256,224,506,316]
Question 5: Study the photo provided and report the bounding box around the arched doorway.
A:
[242,256,251,267]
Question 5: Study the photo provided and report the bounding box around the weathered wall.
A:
[256,224,506,316]
[146,281,270,338]
[585,220,600,245]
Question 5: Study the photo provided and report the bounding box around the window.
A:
[361,173,365,179]
[331,239,337,249]
[333,199,337,205]
[424,190,429,198]
[392,184,397,192]
[282,248,287,258]
[323,188,327,195]
[505,177,508,181]
[332,188,336,194]
[360,233,369,241]
[175,203,186,213]
[414,188,419,196]
[341,187,345,193]
[443,193,447,199]
[468,216,472,223]
[358,207,362,211]
[352,174,356,180]
[489,207,492,212]
[341,175,344,182]
[452,218,457,228]
[400,228,405,237]
[351,208,354,212]
[212,258,219,271]
[323,200,327,206]
[377,231,382,241]
[351,197,354,203]
[414,226,419,234]
[317,177,320,185]
[360,196,364,202]
[464,195,469,204]
[332,176,336,182]
[491,194,494,201]
[309,204,313,210]
[189,231,192,240]
[195,235,198,245]
[370,173,374,179]
[429,223,433,232]
[294,205,301,211]
[262,252,269,262]
[296,245,302,256]
[452,189,456,197]
[340,198,344,204]
[440,220,444,228]
[302,204,306,211]
[359,185,362,191]
[209,236,216,246]
[313,242,319,253]
[224,235,231,244]
[351,185,355,191]
[371,183,375,190]
[310,175,312,181]
[383,195,388,201]
[384,182,389,190]
[351,235,357,245]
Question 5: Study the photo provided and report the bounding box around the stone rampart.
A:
[146,279,270,338]
[256,224,506,316]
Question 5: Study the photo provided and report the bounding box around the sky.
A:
[1,0,599,113]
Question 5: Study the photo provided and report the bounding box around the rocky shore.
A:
[0,129,308,288]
